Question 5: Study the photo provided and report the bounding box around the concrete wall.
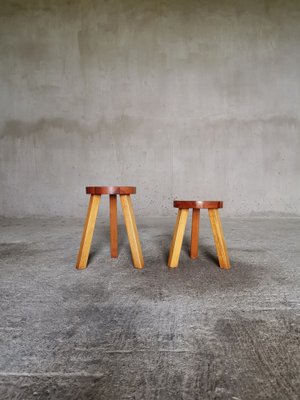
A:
[1,0,300,218]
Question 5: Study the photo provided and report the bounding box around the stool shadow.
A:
[162,236,192,265]
[87,230,219,268]
[182,239,190,257]
[87,250,98,265]
[162,234,173,264]
[201,246,219,266]
[166,238,219,267]
[88,224,127,264]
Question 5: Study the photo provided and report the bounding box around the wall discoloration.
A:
[0,0,300,217]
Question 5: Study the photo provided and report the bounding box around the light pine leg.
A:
[120,195,144,269]
[208,209,230,269]
[110,195,118,258]
[168,209,189,268]
[76,195,101,269]
[190,209,200,259]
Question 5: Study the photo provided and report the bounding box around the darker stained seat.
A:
[174,200,223,209]
[86,186,136,195]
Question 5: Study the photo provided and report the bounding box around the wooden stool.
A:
[76,186,144,270]
[168,200,230,269]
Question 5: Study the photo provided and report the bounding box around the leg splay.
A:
[168,209,189,268]
[76,195,101,269]
[208,209,230,269]
[120,195,144,269]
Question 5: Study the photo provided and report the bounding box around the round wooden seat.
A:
[86,186,136,195]
[174,200,223,209]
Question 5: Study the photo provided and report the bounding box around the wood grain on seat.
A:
[174,200,223,209]
[86,186,136,195]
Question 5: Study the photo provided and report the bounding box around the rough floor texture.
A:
[0,216,299,399]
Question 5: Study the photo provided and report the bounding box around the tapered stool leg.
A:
[208,209,230,269]
[110,195,118,258]
[168,208,189,268]
[76,195,101,269]
[190,209,200,259]
[120,195,144,269]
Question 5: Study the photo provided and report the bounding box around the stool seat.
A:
[174,200,223,209]
[86,186,136,195]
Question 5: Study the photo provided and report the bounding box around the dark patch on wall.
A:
[0,116,146,141]
[0,119,88,140]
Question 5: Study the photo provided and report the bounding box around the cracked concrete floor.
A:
[0,216,299,399]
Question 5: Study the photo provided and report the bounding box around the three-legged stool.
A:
[76,186,144,270]
[168,200,230,269]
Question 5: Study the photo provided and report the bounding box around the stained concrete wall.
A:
[0,0,300,217]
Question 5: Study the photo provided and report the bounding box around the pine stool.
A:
[76,186,144,270]
[168,200,230,269]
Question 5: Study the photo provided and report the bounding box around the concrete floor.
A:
[0,216,299,399]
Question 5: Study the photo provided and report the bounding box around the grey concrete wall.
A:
[0,0,300,218]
